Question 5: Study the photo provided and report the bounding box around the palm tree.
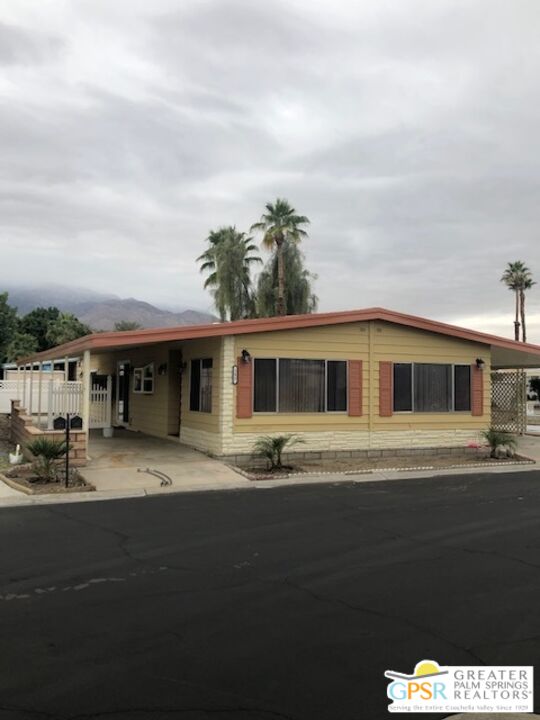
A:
[256,240,318,317]
[519,271,536,343]
[501,261,527,341]
[251,199,310,316]
[197,227,261,321]
[501,261,535,342]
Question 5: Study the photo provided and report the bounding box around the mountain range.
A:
[3,285,217,331]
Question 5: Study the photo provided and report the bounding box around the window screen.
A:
[394,363,412,411]
[327,360,347,411]
[454,365,471,411]
[278,359,325,413]
[414,364,452,412]
[254,359,277,412]
[189,359,200,411]
[190,359,212,412]
[200,359,213,413]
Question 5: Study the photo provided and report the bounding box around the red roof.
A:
[22,307,540,363]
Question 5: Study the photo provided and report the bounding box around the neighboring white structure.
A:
[0,373,112,430]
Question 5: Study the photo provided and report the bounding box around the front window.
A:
[253,358,347,413]
[190,358,213,412]
[393,363,471,412]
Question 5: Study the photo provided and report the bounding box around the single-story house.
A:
[13,307,540,465]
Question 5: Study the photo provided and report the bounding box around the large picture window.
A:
[393,363,471,413]
[253,358,347,413]
[190,358,213,412]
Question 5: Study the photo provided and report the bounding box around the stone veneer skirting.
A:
[228,444,484,467]
[10,401,87,467]
[179,418,485,466]
[222,429,482,455]
[179,425,222,456]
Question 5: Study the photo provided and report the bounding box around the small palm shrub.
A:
[26,438,69,483]
[482,429,517,459]
[252,434,305,470]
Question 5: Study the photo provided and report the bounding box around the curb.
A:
[0,472,33,495]
[232,457,536,482]
[0,457,538,508]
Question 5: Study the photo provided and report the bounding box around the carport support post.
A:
[28,362,34,416]
[37,362,43,428]
[81,350,91,459]
[64,355,69,414]
[22,364,27,410]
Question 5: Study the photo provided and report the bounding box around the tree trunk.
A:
[276,236,286,316]
[514,289,520,341]
[520,288,527,343]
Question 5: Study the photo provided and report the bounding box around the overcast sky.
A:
[0,0,539,340]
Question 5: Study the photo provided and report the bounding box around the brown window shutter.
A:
[348,360,363,416]
[236,358,253,418]
[471,364,484,416]
[379,361,393,417]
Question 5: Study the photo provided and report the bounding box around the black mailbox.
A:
[53,416,66,430]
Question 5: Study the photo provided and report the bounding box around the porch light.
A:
[476,358,486,370]
[241,349,251,363]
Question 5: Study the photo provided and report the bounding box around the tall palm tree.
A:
[251,199,310,316]
[501,261,526,341]
[519,271,535,343]
[501,261,535,342]
[256,240,318,317]
[197,227,261,321]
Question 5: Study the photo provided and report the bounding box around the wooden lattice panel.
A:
[491,370,527,434]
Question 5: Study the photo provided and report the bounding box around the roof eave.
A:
[18,307,540,365]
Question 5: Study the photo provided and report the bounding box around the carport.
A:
[83,428,246,492]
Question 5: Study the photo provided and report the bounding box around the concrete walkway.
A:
[518,432,540,461]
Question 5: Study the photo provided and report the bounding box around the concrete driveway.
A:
[83,428,248,493]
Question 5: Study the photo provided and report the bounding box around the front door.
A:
[116,361,130,425]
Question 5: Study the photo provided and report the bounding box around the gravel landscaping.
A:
[237,451,535,480]
[1,464,95,494]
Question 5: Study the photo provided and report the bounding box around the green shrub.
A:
[252,434,305,470]
[482,429,517,459]
[26,438,69,483]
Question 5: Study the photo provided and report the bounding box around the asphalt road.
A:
[1,471,540,720]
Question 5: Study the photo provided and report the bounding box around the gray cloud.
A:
[0,22,63,65]
[0,0,538,340]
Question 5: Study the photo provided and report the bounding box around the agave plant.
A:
[482,429,517,459]
[252,434,305,470]
[26,437,69,483]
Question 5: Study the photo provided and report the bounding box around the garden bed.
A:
[1,464,95,495]
[235,452,535,481]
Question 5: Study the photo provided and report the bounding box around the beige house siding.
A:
[119,344,171,438]
[92,340,223,444]
[370,321,491,430]
[221,320,492,458]
[90,320,492,458]
[179,338,222,452]
[233,323,370,433]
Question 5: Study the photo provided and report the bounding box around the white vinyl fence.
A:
[47,381,83,422]
[0,376,112,430]
[89,377,112,430]
[0,380,19,413]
